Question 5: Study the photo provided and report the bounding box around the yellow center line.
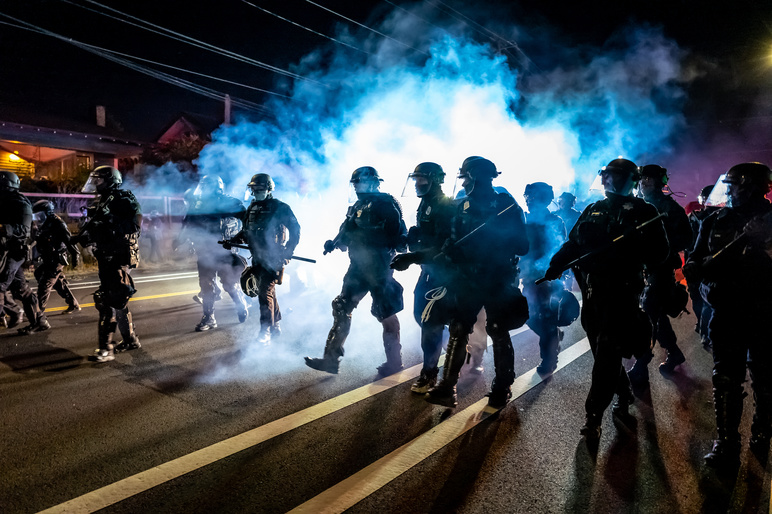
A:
[36,330,590,514]
[289,338,591,514]
[43,291,200,312]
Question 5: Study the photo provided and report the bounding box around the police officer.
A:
[555,192,581,233]
[0,171,49,334]
[228,173,300,345]
[426,156,530,409]
[390,162,456,393]
[628,164,692,379]
[176,175,248,332]
[305,166,407,375]
[686,185,718,348]
[77,166,142,362]
[544,158,668,439]
[684,162,772,469]
[521,182,567,375]
[31,200,81,314]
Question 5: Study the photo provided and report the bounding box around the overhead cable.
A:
[0,16,272,116]
[239,0,371,56]
[59,0,329,88]
[302,0,429,57]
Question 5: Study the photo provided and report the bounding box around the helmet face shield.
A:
[81,173,104,193]
[33,211,46,224]
[705,174,729,207]
[401,174,432,198]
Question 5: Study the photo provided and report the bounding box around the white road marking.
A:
[36,328,589,514]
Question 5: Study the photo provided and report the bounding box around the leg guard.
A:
[305,296,352,374]
[114,308,141,352]
[488,324,515,392]
[426,325,468,408]
[705,377,744,469]
[377,314,402,375]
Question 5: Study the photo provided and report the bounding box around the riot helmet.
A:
[350,166,382,200]
[558,192,576,210]
[697,185,714,205]
[637,164,668,199]
[247,173,275,202]
[194,174,225,198]
[717,162,772,208]
[82,166,122,194]
[402,162,444,198]
[32,199,54,223]
[0,171,20,192]
[592,158,639,196]
[455,156,498,196]
[524,182,554,210]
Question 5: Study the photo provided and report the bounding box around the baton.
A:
[217,241,317,263]
[534,212,668,285]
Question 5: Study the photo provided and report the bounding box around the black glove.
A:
[390,252,420,271]
[323,239,336,255]
[221,240,233,251]
[543,265,562,282]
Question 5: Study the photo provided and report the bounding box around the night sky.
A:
[0,0,770,142]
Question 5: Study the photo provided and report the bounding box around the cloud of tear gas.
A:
[189,2,692,379]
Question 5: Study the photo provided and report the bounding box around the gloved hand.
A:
[406,226,420,248]
[439,240,463,263]
[542,265,563,282]
[323,239,337,255]
[221,240,233,251]
[390,252,419,271]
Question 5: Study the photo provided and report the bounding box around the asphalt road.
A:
[1,267,769,514]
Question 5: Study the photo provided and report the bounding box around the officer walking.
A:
[227,173,300,345]
[543,158,668,440]
[628,164,692,379]
[686,185,719,348]
[684,162,772,469]
[31,200,81,314]
[521,182,567,375]
[305,166,407,375]
[426,156,530,409]
[390,162,456,393]
[0,171,49,334]
[76,166,142,362]
[176,175,248,332]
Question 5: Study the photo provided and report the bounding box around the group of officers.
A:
[1,154,769,472]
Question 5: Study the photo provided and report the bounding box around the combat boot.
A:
[304,355,340,374]
[63,303,81,314]
[195,315,217,332]
[411,367,438,394]
[659,345,686,374]
[6,311,22,329]
[18,318,51,335]
[612,389,635,418]
[486,386,512,408]
[257,326,272,346]
[426,331,468,408]
[88,348,115,363]
[377,315,402,376]
[704,387,742,470]
[114,336,141,353]
[580,413,603,440]
[305,319,346,375]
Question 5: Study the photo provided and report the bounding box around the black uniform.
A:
[637,192,692,371]
[181,193,248,329]
[548,192,668,428]
[555,206,581,234]
[434,189,530,402]
[686,205,718,345]
[687,196,772,463]
[521,206,567,373]
[405,188,456,377]
[81,188,142,353]
[33,213,80,312]
[234,194,300,332]
[312,191,407,371]
[0,190,46,331]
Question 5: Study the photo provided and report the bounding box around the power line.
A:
[0,16,273,116]
[239,0,372,56]
[59,0,330,88]
[303,0,430,57]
